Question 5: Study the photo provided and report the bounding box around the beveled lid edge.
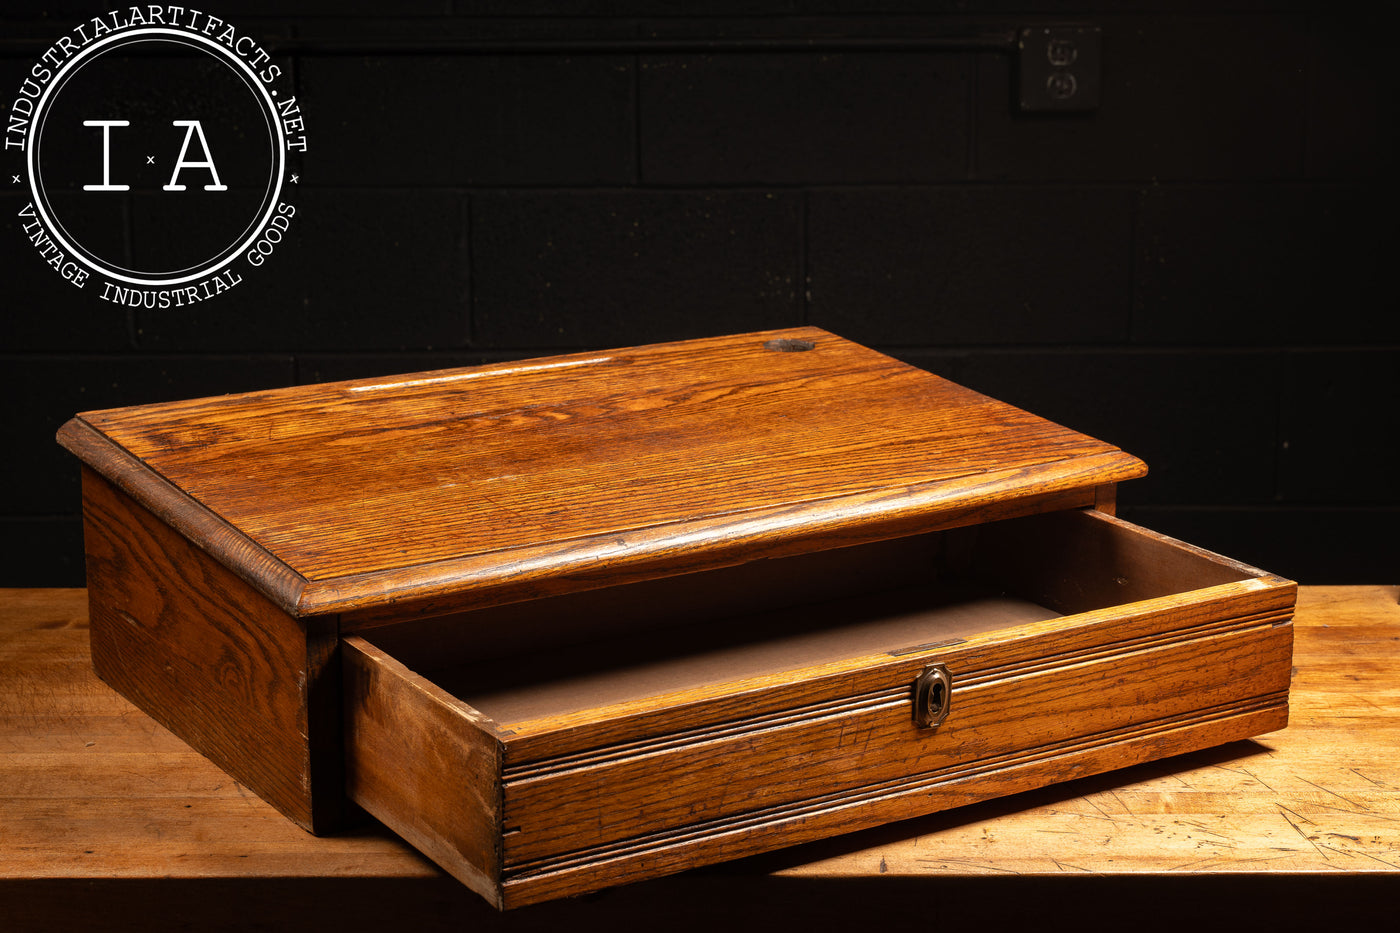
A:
[322,448,1147,629]
[56,417,309,619]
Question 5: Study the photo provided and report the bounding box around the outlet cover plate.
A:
[1019,26,1101,112]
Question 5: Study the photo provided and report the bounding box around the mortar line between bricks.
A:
[180,36,1022,57]
[283,181,1357,193]
[463,193,475,346]
[5,345,1397,362]
[799,191,809,325]
[966,51,979,180]
[1271,355,1285,505]
[883,345,1400,356]
[0,353,304,362]
[1128,184,1141,342]
[1124,504,1400,514]
[632,54,644,185]
[123,195,139,349]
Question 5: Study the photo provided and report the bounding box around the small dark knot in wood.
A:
[763,338,816,352]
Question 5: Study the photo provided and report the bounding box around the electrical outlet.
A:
[1019,26,1101,112]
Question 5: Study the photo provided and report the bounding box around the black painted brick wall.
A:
[2,3,1394,585]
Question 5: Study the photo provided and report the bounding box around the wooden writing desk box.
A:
[57,328,1295,909]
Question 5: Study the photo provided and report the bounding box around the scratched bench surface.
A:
[4,585,1398,882]
[774,583,1400,879]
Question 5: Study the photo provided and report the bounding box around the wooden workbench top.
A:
[3,586,1396,930]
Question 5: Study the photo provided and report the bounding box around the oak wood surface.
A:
[342,635,504,907]
[367,518,1293,907]
[498,623,1291,869]
[57,328,1147,623]
[2,586,1394,929]
[378,508,1281,742]
[464,578,1296,765]
[54,419,308,618]
[79,469,343,833]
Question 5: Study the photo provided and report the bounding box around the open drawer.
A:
[343,508,1295,909]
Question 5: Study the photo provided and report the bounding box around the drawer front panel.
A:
[502,618,1291,869]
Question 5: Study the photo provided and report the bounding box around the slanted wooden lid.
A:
[58,328,1145,626]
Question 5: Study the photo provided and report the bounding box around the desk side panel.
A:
[81,468,342,833]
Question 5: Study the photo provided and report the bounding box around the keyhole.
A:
[927,681,945,718]
[915,663,952,729]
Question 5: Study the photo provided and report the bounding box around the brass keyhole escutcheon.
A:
[915,663,952,729]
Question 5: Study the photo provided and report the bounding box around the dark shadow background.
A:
[2,2,1395,586]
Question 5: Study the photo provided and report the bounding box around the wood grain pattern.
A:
[58,328,1146,623]
[342,637,504,906]
[3,586,1392,927]
[785,584,1400,882]
[484,579,1295,765]
[340,507,1295,906]
[80,468,342,833]
[51,329,1306,910]
[503,704,1292,908]
[498,621,1292,871]
[372,508,1294,764]
[0,589,438,882]
[53,419,307,617]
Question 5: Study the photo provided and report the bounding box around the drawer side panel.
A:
[343,636,504,907]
